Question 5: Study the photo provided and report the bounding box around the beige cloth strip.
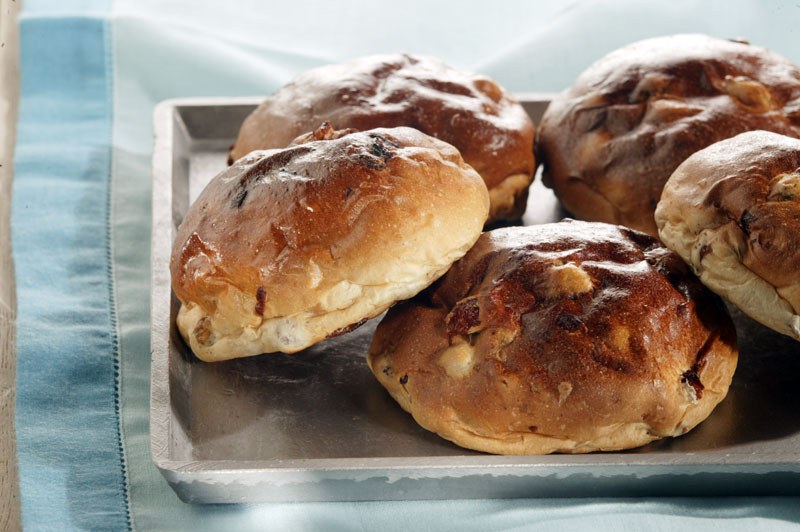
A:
[0,0,21,530]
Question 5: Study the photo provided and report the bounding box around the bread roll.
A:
[172,127,489,361]
[656,130,800,341]
[537,34,800,235]
[229,53,535,223]
[368,220,738,454]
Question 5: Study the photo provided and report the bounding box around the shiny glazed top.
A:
[171,126,489,324]
[537,34,800,235]
[229,53,535,194]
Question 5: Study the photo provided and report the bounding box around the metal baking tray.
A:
[151,95,800,503]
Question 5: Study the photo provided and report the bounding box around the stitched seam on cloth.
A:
[103,14,134,532]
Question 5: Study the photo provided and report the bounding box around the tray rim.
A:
[149,96,800,501]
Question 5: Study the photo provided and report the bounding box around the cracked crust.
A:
[171,127,489,361]
[229,53,535,223]
[656,130,800,340]
[536,34,800,236]
[367,221,738,454]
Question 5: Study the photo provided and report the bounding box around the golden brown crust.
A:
[229,53,535,222]
[656,130,800,340]
[537,34,800,236]
[367,220,738,454]
[171,127,489,361]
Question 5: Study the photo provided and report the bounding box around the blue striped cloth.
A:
[12,1,800,530]
[13,14,129,531]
